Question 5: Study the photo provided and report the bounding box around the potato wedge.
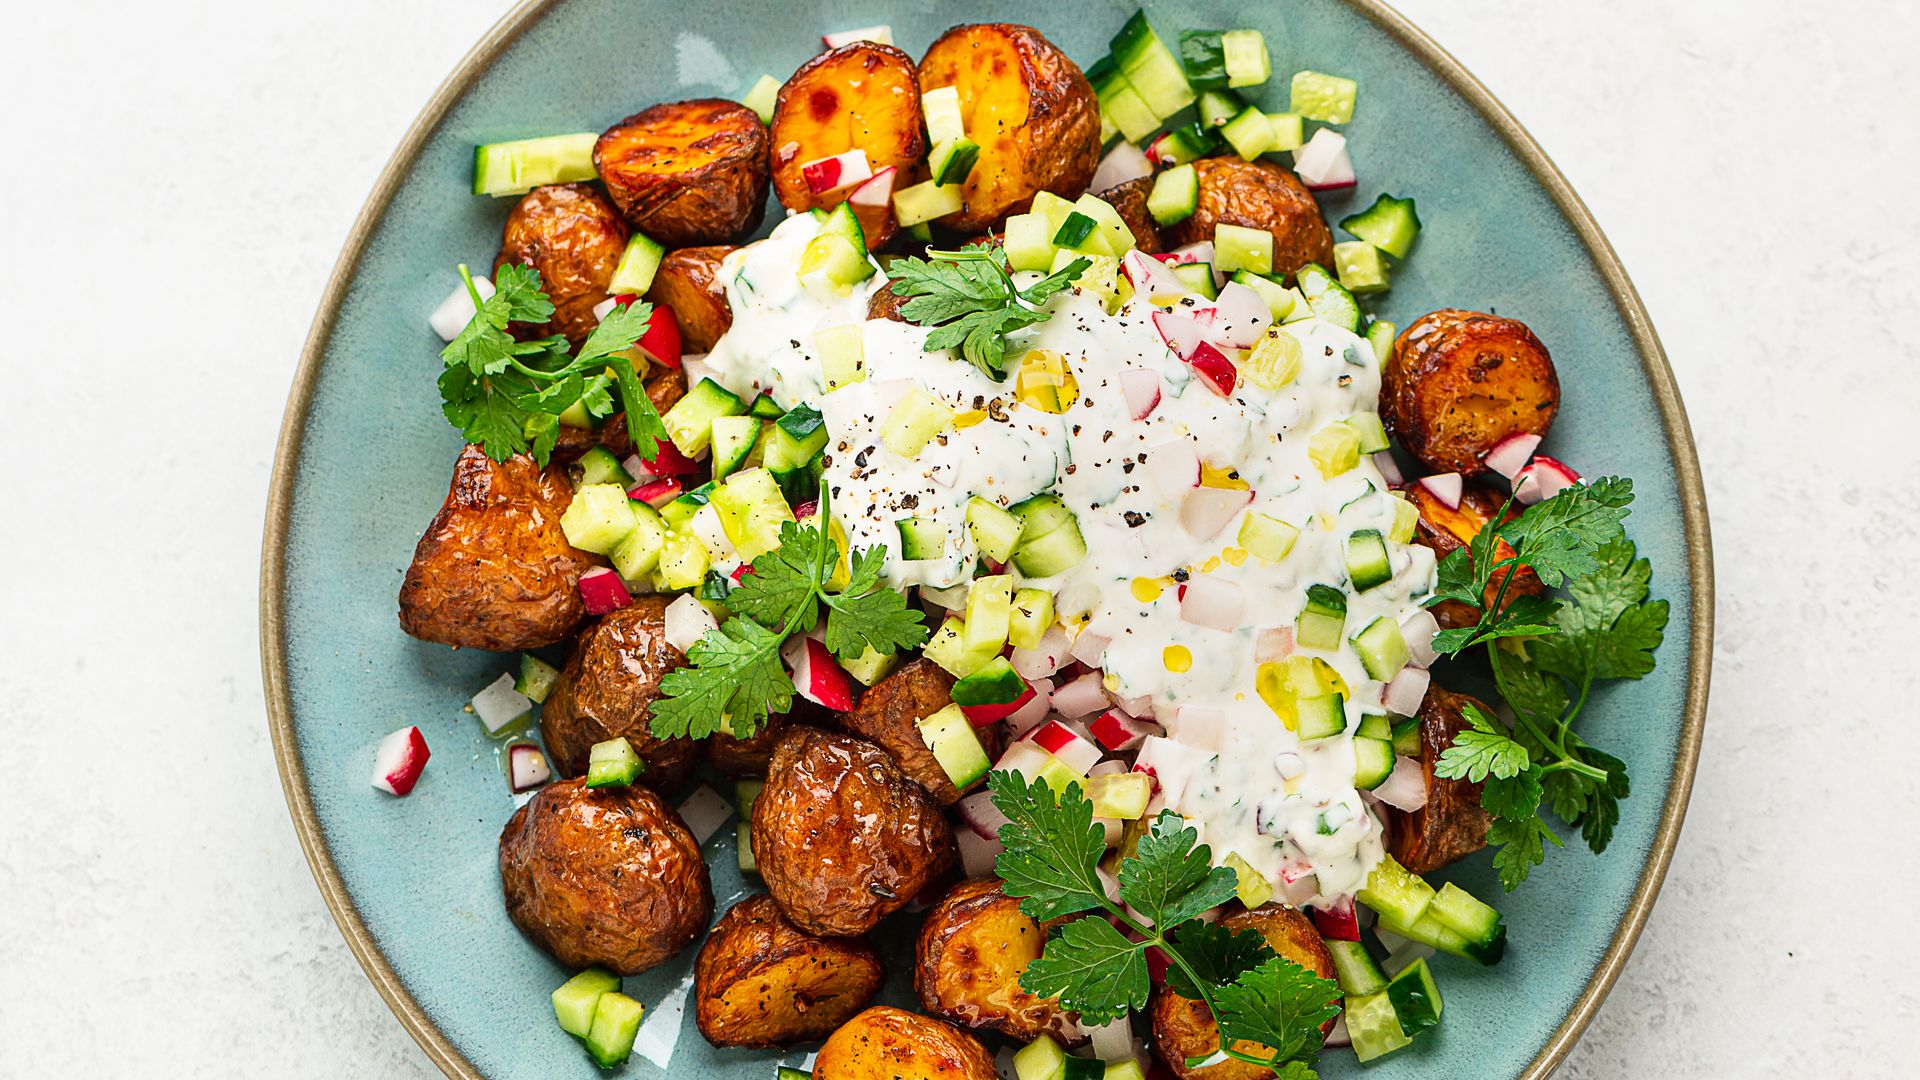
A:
[1162,157,1333,281]
[1385,309,1561,475]
[1383,685,1496,874]
[1095,176,1165,254]
[694,894,884,1048]
[594,99,769,245]
[644,246,735,352]
[1402,480,1545,629]
[917,24,1102,233]
[838,659,993,805]
[1151,903,1337,1079]
[813,1005,999,1080]
[771,42,925,244]
[494,183,628,346]
[915,878,1077,1042]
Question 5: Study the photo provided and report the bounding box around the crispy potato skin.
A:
[398,444,596,651]
[914,878,1078,1042]
[498,777,712,975]
[868,283,911,323]
[1164,158,1333,281]
[753,727,956,936]
[813,1005,999,1080]
[1384,685,1496,874]
[838,659,993,805]
[1402,480,1545,629]
[494,183,628,346]
[1151,904,1337,1079]
[771,42,925,242]
[1096,176,1164,254]
[694,894,885,1048]
[707,712,792,777]
[551,365,689,460]
[643,246,735,352]
[539,597,700,789]
[594,99,769,246]
[1385,309,1561,475]
[917,24,1102,233]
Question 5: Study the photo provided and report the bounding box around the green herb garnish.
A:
[437,263,669,465]
[886,244,1091,380]
[991,773,1341,1073]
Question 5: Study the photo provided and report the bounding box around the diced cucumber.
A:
[817,197,867,249]
[1342,193,1422,259]
[560,483,638,555]
[896,515,951,561]
[1386,957,1443,1032]
[1345,530,1393,594]
[1222,30,1271,88]
[551,967,621,1038]
[1353,617,1409,682]
[1296,692,1347,741]
[800,204,875,290]
[557,399,593,429]
[1345,991,1412,1063]
[766,404,828,470]
[571,446,632,490]
[712,468,791,562]
[1196,88,1245,128]
[1368,319,1398,365]
[1230,271,1296,321]
[880,388,955,458]
[1004,212,1060,272]
[515,654,561,703]
[651,528,709,591]
[1213,223,1273,275]
[1147,163,1199,226]
[1429,881,1507,959]
[659,483,710,528]
[748,393,785,420]
[736,820,756,873]
[965,497,1024,564]
[1223,851,1273,907]
[1031,189,1077,232]
[1327,939,1389,996]
[1148,122,1214,167]
[1012,1034,1067,1080]
[1071,192,1135,256]
[1177,31,1229,90]
[1295,262,1363,331]
[1291,70,1359,124]
[1243,326,1303,388]
[608,231,665,295]
[1353,736,1395,790]
[1170,262,1218,299]
[1096,78,1161,143]
[1238,512,1301,562]
[1010,498,1087,578]
[1265,112,1305,152]
[815,322,866,390]
[1356,713,1392,741]
[916,704,991,788]
[1335,241,1391,295]
[1348,411,1390,452]
[1391,718,1422,756]
[964,574,1015,652]
[924,615,998,678]
[923,85,965,145]
[929,136,981,186]
[1358,853,1436,928]
[1296,584,1348,651]
[950,656,1028,707]
[1009,587,1054,649]
[741,74,780,124]
[1219,106,1275,159]
[663,377,747,457]
[1103,1060,1147,1080]
[1111,29,1196,117]
[775,1069,810,1080]
[841,642,901,687]
[709,415,760,481]
[1052,211,1100,250]
[584,991,644,1068]
[585,737,644,788]
[1309,420,1362,478]
[893,178,965,227]
[471,132,598,197]
[609,503,667,580]
[1010,493,1076,539]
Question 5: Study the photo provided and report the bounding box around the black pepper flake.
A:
[854,447,872,468]
[1172,568,1190,582]
[900,493,920,509]
[1064,464,1077,475]
[1124,510,1148,528]
[1072,424,1083,436]
[1102,431,1115,442]
[1122,461,1135,473]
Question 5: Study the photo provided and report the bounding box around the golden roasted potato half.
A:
[494,183,628,346]
[752,727,956,937]
[540,597,701,790]
[1151,904,1337,1079]
[1095,176,1165,254]
[771,41,925,243]
[813,1005,999,1080]
[397,444,596,651]
[1402,480,1545,629]
[917,24,1102,233]
[1383,685,1496,874]
[498,777,712,975]
[1385,309,1561,476]
[694,894,885,1048]
[643,246,735,352]
[1163,157,1334,281]
[838,659,992,805]
[594,99,770,246]
[915,878,1078,1042]
[707,712,792,777]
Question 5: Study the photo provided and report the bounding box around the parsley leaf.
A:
[990,771,1110,922]
[649,618,791,739]
[821,545,930,660]
[1118,812,1241,931]
[888,245,1090,379]
[1209,956,1344,1073]
[1017,915,1147,1021]
[1530,539,1668,683]
[1434,702,1533,783]
[1487,814,1562,891]
[1496,476,1635,588]
[1161,921,1276,1001]
[1481,769,1545,821]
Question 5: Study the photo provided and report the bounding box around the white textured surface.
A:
[1,1,1916,1077]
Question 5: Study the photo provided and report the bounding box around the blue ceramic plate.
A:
[263,2,1712,1077]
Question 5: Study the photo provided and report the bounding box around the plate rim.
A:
[258,2,1715,1076]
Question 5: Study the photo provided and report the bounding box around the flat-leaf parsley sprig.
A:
[990,773,1341,1074]
[437,262,669,465]
[886,243,1091,380]
[649,485,929,740]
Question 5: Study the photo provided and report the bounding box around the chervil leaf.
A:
[1118,812,1241,930]
[1274,1063,1320,1080]
[1474,592,1563,641]
[1487,814,1563,892]
[1209,956,1342,1070]
[889,245,1085,380]
[1491,646,1571,731]
[1434,703,1532,783]
[1531,539,1668,683]
[1428,546,1480,612]
[989,772,1111,922]
[1019,915,1147,1021]
[438,364,530,461]
[1498,477,1634,587]
[1481,768,1544,821]
[442,263,551,377]
[1160,921,1276,1000]
[649,618,792,739]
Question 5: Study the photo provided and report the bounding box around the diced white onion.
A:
[664,593,719,654]
[429,274,494,341]
[471,672,531,734]
[676,784,733,845]
[1089,141,1153,191]
[1372,754,1430,812]
[1179,575,1244,632]
[1384,666,1431,716]
[1400,608,1440,668]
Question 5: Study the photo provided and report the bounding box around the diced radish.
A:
[635,306,682,368]
[1096,816,1124,847]
[1118,367,1163,420]
[957,790,1011,841]
[1384,665,1430,716]
[1368,453,1402,487]
[1256,626,1295,662]
[1186,341,1238,396]
[629,478,683,507]
[592,295,619,323]
[1418,472,1464,509]
[1086,1017,1134,1064]
[429,275,494,341]
[1325,1015,1352,1050]
[1278,866,1319,908]
[1089,710,1159,752]
[1144,941,1172,984]
[1181,486,1252,540]
[1143,439,1201,499]
[676,784,733,844]
[1028,718,1103,773]
[1483,432,1541,479]
[1179,575,1244,632]
[664,593,717,653]
[730,563,753,583]
[1292,128,1356,191]
[783,636,854,711]
[1122,249,1187,298]
[1199,282,1271,348]
[1049,671,1111,719]
[822,24,892,48]
[1150,308,1207,359]
[1113,692,1154,718]
[636,438,698,478]
[577,567,632,615]
[1400,608,1440,669]
[1311,896,1361,942]
[1167,240,1217,266]
[472,672,533,734]
[845,165,898,240]
[956,828,1005,879]
[800,148,874,195]
[1087,759,1128,778]
[993,739,1055,781]
[1005,686,1054,739]
[961,684,1035,727]
[791,499,818,520]
[1090,141,1154,191]
[509,743,551,793]
[1010,626,1071,679]
[1069,629,1111,668]
[1514,454,1582,505]
[371,726,430,796]
[1372,754,1430,812]
[1173,706,1227,752]
[1134,736,1207,811]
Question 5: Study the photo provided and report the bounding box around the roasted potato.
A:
[498,777,712,975]
[1095,176,1164,254]
[594,99,769,246]
[1384,685,1496,874]
[1163,158,1333,281]
[1384,309,1561,475]
[494,183,628,346]
[838,659,993,805]
[771,41,925,243]
[752,726,956,936]
[397,444,596,651]
[917,24,1102,233]
[540,596,700,790]
[915,878,1077,1042]
[643,246,735,352]
[707,712,792,777]
[813,1005,999,1080]
[550,365,689,460]
[1151,903,1337,1080]
[694,894,885,1048]
[1402,480,1545,629]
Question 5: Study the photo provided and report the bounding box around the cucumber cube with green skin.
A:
[1345,530,1394,593]
[1219,105,1275,159]
[893,178,966,227]
[965,497,1024,564]
[472,132,599,197]
[1309,420,1362,478]
[896,516,950,561]
[815,322,866,390]
[950,656,1027,707]
[915,703,991,787]
[1003,213,1060,272]
[748,393,785,420]
[1326,938,1389,996]
[609,504,667,580]
[1353,615,1410,678]
[924,616,998,678]
[663,377,747,456]
[1428,881,1506,947]
[550,968,620,1038]
[1051,211,1100,250]
[1008,587,1054,649]
[571,446,633,490]
[515,654,561,703]
[650,529,711,591]
[1221,30,1271,87]
[1296,692,1347,740]
[1392,718,1422,755]
[1386,957,1444,1031]
[1352,735,1396,789]
[584,737,644,788]
[1012,1034,1068,1080]
[1296,584,1348,650]
[712,467,791,562]
[1367,319,1398,365]
[708,414,761,481]
[1341,193,1423,258]
[1011,516,1087,578]
[608,231,665,294]
[741,74,780,123]
[1355,713,1392,741]
[1071,193,1136,256]
[1358,853,1436,928]
[559,483,638,555]
[1102,1061,1148,1080]
[1178,31,1229,90]
[1291,70,1359,124]
[1223,851,1273,907]
[775,1068,812,1080]
[1214,223,1274,275]
[1010,493,1076,539]
[1098,82,1161,143]
[1062,1057,1105,1080]
[584,991,645,1068]
[1344,991,1412,1062]
[1170,262,1218,300]
[1295,262,1364,332]
[929,136,981,186]
[964,575,1015,652]
[1196,89,1245,128]
[1335,241,1391,295]
[1147,163,1199,226]
[1229,271,1296,321]
[1347,411,1390,453]
[1265,112,1305,151]
[736,821,756,874]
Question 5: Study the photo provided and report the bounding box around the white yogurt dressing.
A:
[704,212,1435,902]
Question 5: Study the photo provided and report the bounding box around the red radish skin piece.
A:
[1118,367,1162,420]
[1311,897,1361,942]
[508,743,551,793]
[1027,719,1102,774]
[784,636,854,711]
[1483,432,1541,479]
[1199,282,1271,348]
[634,305,682,368]
[799,148,873,194]
[1371,451,1403,485]
[1048,672,1112,719]
[629,478,683,507]
[1515,454,1582,505]
[1089,709,1157,752]
[371,726,430,796]
[791,499,818,520]
[1122,249,1187,298]
[992,739,1054,779]
[636,439,698,478]
[577,568,633,615]
[1418,472,1464,509]
[1186,341,1239,396]
[957,790,1012,841]
[1004,682,1053,738]
[960,685,1035,727]
[845,165,897,241]
[1150,308,1208,359]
